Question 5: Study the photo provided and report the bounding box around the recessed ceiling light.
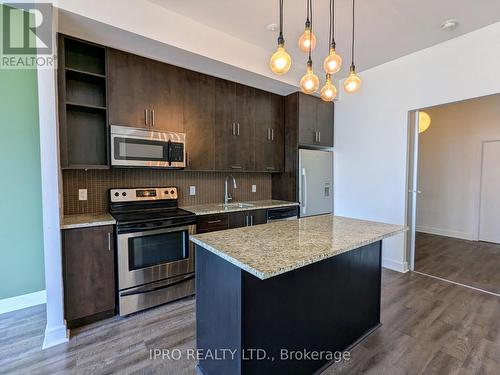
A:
[440,19,459,31]
[267,23,278,32]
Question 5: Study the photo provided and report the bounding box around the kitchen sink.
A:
[219,203,255,209]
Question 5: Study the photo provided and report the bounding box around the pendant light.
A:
[323,0,342,75]
[343,0,361,94]
[320,73,337,101]
[300,0,319,94]
[298,0,317,53]
[270,0,292,75]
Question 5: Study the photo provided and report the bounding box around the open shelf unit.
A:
[58,35,109,169]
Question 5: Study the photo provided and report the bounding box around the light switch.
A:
[78,189,88,201]
[252,185,257,193]
[189,186,196,196]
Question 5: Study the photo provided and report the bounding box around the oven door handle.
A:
[120,273,195,297]
[117,225,195,239]
[167,139,172,166]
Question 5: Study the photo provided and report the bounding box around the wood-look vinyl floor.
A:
[415,232,500,295]
[1,270,499,374]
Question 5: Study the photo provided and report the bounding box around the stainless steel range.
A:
[110,187,196,316]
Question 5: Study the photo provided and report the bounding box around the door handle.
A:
[317,131,321,143]
[232,122,236,136]
[301,167,307,215]
[145,109,149,126]
[314,131,318,143]
[271,128,274,141]
[237,123,240,136]
[151,109,155,127]
[267,128,271,141]
[107,232,112,251]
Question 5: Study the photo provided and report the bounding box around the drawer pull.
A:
[207,220,222,224]
[231,166,243,169]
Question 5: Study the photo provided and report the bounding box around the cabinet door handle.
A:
[107,232,112,251]
[250,215,253,226]
[267,128,271,141]
[231,165,242,169]
[266,166,275,171]
[318,131,321,143]
[271,128,274,141]
[237,123,240,136]
[151,109,155,127]
[207,220,222,224]
[145,109,149,126]
[232,122,236,136]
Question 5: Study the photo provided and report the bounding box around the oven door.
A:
[117,225,195,290]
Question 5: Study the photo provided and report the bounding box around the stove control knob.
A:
[170,190,175,195]
[122,192,127,197]
[165,191,169,195]
[114,192,119,197]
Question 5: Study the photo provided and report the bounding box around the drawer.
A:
[196,214,229,233]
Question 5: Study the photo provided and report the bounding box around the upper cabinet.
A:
[107,49,184,132]
[297,92,334,147]
[183,71,215,170]
[214,80,255,171]
[254,89,284,172]
[58,35,109,169]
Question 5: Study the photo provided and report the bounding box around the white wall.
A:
[416,95,500,240]
[334,22,500,272]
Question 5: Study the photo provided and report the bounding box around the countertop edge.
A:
[190,226,407,280]
[61,214,116,230]
[183,201,299,216]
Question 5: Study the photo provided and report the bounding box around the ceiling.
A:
[150,0,500,78]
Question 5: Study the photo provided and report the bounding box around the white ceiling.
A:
[150,0,500,77]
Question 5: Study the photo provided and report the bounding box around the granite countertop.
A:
[182,200,298,216]
[61,213,116,230]
[190,215,406,280]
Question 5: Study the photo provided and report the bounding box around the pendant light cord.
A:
[307,0,313,64]
[351,0,355,70]
[329,0,336,49]
[278,0,284,45]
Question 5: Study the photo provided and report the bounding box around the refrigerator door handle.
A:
[301,167,307,215]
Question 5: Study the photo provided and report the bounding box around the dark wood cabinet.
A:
[184,71,215,170]
[297,92,334,147]
[108,50,184,132]
[107,49,150,128]
[254,90,284,172]
[63,225,115,328]
[58,35,109,169]
[197,209,267,233]
[214,80,255,171]
[196,214,229,234]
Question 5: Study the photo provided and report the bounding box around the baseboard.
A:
[0,290,47,315]
[382,258,409,273]
[43,323,69,349]
[416,225,475,241]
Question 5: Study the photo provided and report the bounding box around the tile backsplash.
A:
[62,169,272,215]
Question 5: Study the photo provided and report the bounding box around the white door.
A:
[299,149,333,217]
[479,141,500,244]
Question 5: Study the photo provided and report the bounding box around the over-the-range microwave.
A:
[110,125,186,168]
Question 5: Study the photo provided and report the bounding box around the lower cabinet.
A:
[62,225,116,328]
[196,209,268,233]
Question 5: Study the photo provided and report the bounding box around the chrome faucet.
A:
[224,175,237,205]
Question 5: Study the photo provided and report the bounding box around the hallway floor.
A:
[415,232,500,295]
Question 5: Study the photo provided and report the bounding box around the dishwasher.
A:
[267,206,299,222]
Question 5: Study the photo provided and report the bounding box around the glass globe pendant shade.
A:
[298,28,317,53]
[323,48,342,74]
[300,65,320,94]
[320,75,337,102]
[270,44,292,75]
[418,112,431,133]
[343,68,361,93]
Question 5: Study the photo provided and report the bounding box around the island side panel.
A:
[196,246,242,375]
[241,241,382,375]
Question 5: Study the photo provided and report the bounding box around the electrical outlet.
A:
[189,186,196,196]
[78,189,88,201]
[252,185,257,193]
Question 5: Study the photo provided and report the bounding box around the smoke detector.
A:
[440,19,459,31]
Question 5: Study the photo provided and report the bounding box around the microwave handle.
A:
[167,140,172,166]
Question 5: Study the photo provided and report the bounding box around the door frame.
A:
[405,111,420,271]
[477,140,500,243]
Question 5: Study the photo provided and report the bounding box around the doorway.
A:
[406,94,500,295]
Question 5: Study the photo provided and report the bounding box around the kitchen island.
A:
[190,215,406,375]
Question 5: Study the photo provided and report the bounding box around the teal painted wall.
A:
[0,8,45,299]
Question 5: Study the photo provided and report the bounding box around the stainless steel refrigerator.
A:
[298,149,333,217]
